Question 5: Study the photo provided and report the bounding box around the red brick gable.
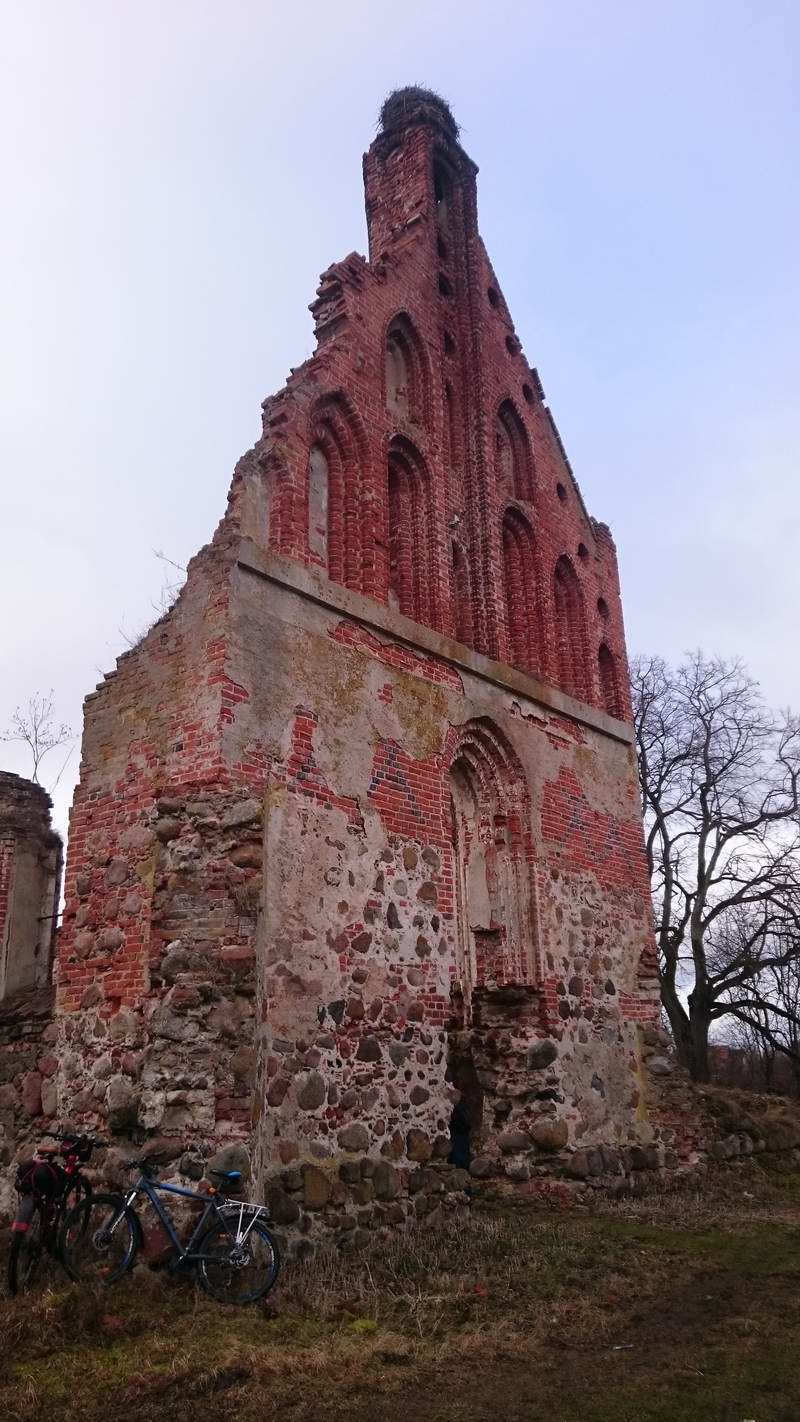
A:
[228,90,631,723]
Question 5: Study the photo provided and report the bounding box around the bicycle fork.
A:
[220,1201,266,1248]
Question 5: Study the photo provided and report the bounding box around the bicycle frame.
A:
[117,1174,270,1263]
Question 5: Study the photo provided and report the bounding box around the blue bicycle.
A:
[61,1156,280,1305]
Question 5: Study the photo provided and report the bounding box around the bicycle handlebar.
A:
[38,1131,108,1156]
[122,1157,160,1177]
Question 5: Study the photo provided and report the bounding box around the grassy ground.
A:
[3,1164,800,1422]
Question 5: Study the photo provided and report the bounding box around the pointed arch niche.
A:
[308,394,368,591]
[553,554,589,701]
[387,436,437,627]
[495,400,534,503]
[447,719,538,1006]
[598,642,624,719]
[385,313,429,428]
[258,451,291,555]
[501,506,541,676]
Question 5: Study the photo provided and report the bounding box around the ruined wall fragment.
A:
[15,90,669,1243]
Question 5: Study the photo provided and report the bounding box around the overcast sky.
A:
[2,0,798,838]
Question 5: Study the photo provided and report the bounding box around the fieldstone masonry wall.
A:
[4,91,696,1242]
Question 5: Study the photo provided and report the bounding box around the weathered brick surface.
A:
[6,91,673,1243]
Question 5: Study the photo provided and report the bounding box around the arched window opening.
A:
[495,421,514,498]
[387,461,406,615]
[385,314,428,427]
[307,444,329,564]
[502,508,540,675]
[309,393,368,592]
[495,401,534,503]
[450,541,471,645]
[553,555,588,701]
[598,643,623,719]
[387,437,435,626]
[386,334,409,419]
[433,159,452,225]
[447,718,538,1002]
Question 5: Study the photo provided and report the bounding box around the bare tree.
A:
[724,994,780,1090]
[632,652,800,1081]
[728,952,800,1094]
[1,690,73,787]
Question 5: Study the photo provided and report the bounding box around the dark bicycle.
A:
[7,1131,106,1296]
[61,1156,280,1305]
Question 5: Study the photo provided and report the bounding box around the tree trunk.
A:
[764,1049,776,1092]
[660,975,694,1071]
[687,990,712,1082]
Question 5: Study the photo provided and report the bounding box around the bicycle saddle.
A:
[209,1169,242,1183]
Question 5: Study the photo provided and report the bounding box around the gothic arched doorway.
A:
[446,718,539,1008]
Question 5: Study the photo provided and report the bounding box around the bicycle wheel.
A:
[195,1213,280,1305]
[7,1209,47,1296]
[61,1192,139,1285]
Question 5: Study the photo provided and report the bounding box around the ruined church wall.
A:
[222,546,658,1201]
[1,91,669,1245]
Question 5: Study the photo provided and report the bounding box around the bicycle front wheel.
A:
[196,1214,280,1305]
[61,1192,139,1285]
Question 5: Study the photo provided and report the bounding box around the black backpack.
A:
[15,1158,66,1199]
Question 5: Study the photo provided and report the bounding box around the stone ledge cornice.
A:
[235,541,634,748]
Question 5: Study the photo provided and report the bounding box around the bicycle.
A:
[7,1131,106,1296]
[61,1156,280,1305]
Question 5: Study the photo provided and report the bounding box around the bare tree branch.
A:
[0,690,73,787]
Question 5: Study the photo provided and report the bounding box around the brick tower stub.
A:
[54,89,659,1223]
[0,772,62,1003]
